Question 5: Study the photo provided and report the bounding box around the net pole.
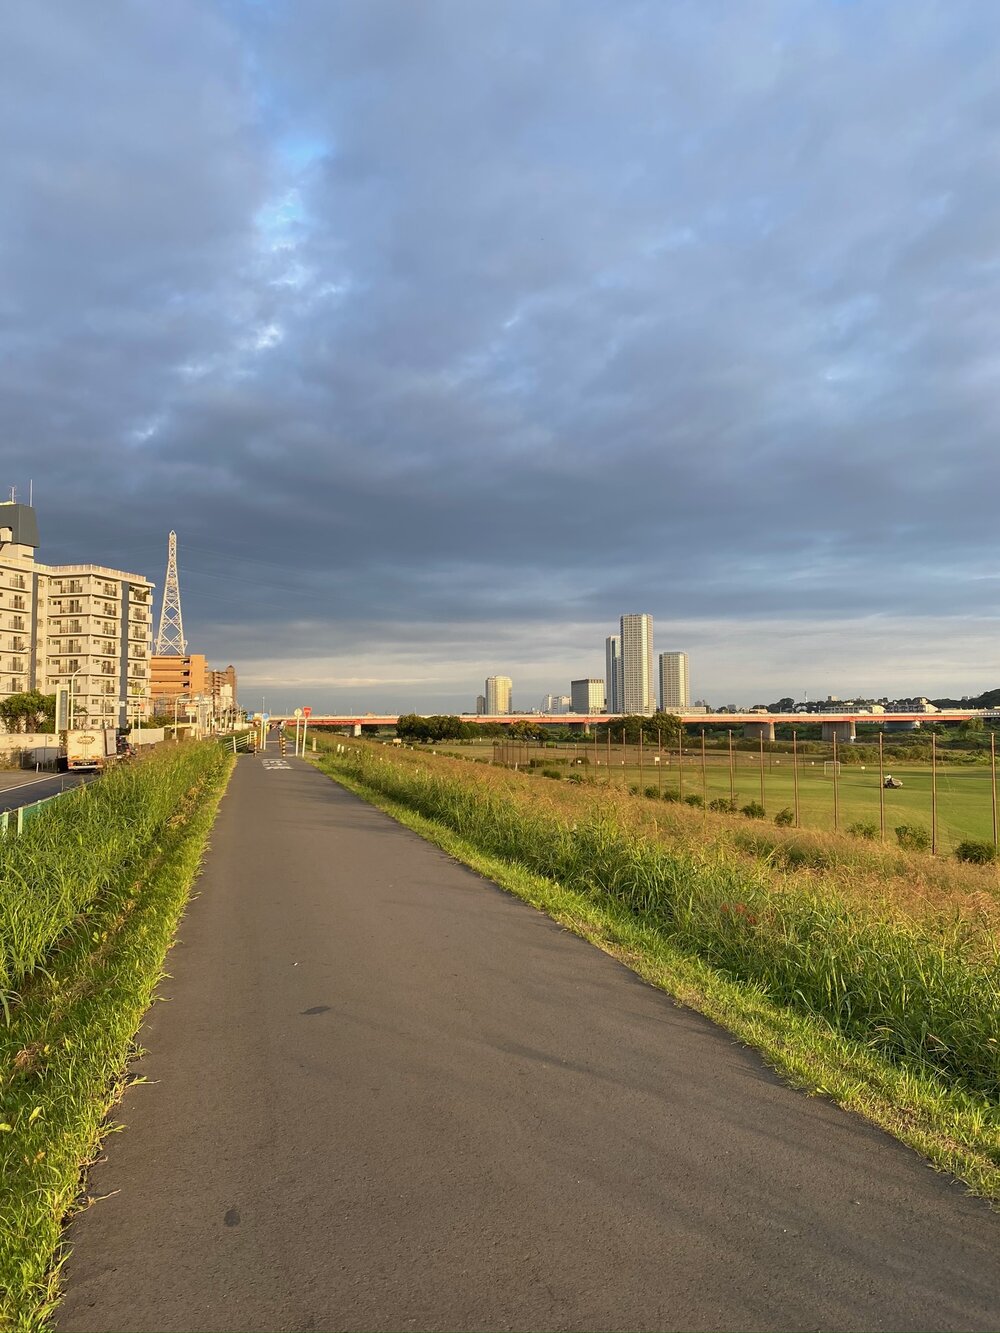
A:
[657,727,663,797]
[792,729,800,827]
[638,728,644,792]
[931,732,938,855]
[621,727,627,791]
[728,729,735,806]
[992,731,998,850]
[879,731,885,842]
[758,731,765,809]
[607,727,611,788]
[678,726,684,801]
[832,731,839,831]
[701,729,708,811]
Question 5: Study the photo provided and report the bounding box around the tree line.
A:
[394,711,684,745]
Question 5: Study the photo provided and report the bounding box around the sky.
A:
[2,0,999,712]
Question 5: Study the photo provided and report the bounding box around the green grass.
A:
[313,742,1000,1198]
[0,743,234,1332]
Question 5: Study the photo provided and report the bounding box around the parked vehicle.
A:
[64,727,119,771]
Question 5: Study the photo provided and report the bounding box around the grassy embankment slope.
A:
[314,740,1000,1199]
[0,742,234,1332]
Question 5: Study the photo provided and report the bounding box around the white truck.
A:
[65,728,119,771]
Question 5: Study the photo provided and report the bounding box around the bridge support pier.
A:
[352,723,362,737]
[821,720,856,743]
[884,719,920,732]
[743,721,775,741]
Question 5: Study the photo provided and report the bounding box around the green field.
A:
[423,739,998,853]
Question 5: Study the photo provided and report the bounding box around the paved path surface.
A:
[58,756,1000,1332]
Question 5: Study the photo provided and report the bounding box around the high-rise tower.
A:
[620,614,655,715]
[605,635,621,714]
[154,531,186,656]
[659,651,690,710]
[485,675,512,714]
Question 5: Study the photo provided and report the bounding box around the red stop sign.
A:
[303,706,312,717]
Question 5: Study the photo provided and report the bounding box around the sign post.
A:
[260,712,270,752]
[301,706,311,756]
[293,707,303,757]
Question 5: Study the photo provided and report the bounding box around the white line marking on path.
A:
[262,760,292,770]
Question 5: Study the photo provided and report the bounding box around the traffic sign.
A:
[262,712,270,722]
[303,706,312,717]
[293,708,303,718]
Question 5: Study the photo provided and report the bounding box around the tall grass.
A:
[0,745,229,1007]
[0,743,234,1331]
[321,744,1000,1101]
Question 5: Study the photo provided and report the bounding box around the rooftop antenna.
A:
[154,530,187,655]
[28,480,32,507]
[7,486,15,503]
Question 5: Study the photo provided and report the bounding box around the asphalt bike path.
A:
[58,755,1000,1331]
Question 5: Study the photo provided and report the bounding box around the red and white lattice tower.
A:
[154,530,187,655]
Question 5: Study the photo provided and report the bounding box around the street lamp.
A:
[67,666,83,729]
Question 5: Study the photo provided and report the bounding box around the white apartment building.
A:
[0,502,154,728]
[605,635,621,713]
[485,675,513,714]
[620,613,655,715]
[571,678,605,714]
[0,504,40,701]
[659,651,690,710]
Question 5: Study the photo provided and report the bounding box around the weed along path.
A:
[58,757,999,1333]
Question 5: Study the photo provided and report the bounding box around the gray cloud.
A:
[2,0,999,708]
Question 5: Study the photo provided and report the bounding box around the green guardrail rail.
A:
[0,784,82,837]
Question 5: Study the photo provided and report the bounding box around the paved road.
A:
[58,756,1000,1332]
[0,770,91,813]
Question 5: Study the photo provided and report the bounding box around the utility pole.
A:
[154,531,187,656]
